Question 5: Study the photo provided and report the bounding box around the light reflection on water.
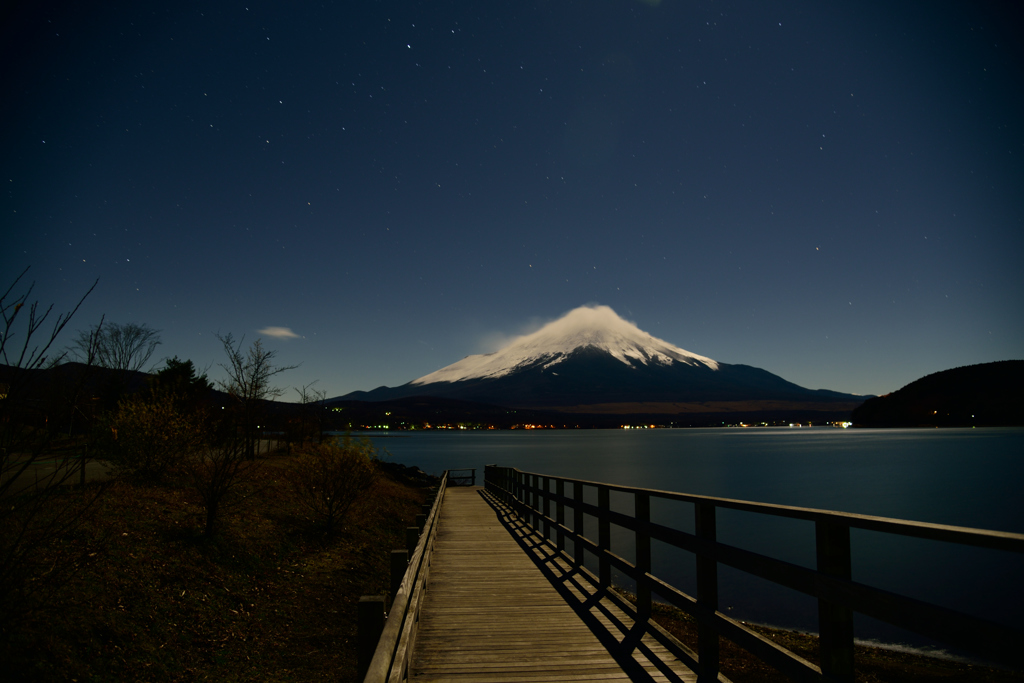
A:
[357,427,1024,649]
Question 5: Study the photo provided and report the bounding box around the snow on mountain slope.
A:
[411,305,718,385]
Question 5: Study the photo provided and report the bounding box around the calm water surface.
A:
[361,427,1024,651]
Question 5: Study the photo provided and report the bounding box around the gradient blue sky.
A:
[4,1,1022,399]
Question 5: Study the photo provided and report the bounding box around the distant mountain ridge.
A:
[339,305,867,414]
[851,360,1024,427]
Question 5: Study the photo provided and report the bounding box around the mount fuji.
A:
[338,305,867,416]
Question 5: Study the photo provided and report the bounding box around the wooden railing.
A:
[446,467,476,486]
[361,471,448,683]
[484,465,1024,682]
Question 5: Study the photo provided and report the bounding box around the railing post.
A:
[536,473,544,532]
[520,472,528,518]
[542,476,551,540]
[524,473,531,521]
[636,491,651,620]
[574,481,585,567]
[390,549,409,608]
[406,526,419,558]
[358,595,386,680]
[598,485,611,588]
[416,513,426,533]
[556,479,565,552]
[817,519,855,682]
[696,502,719,683]
[521,473,527,519]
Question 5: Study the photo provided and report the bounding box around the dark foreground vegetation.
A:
[1,450,433,682]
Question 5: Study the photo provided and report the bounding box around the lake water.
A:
[359,427,1024,653]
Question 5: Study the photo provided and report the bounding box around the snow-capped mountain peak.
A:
[411,305,718,385]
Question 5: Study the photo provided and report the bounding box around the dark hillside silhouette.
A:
[851,360,1024,427]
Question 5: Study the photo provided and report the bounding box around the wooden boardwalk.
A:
[411,487,696,682]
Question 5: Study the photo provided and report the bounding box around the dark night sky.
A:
[3,1,1022,399]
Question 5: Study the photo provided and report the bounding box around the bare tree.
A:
[216,333,297,459]
[182,438,258,538]
[0,268,102,628]
[0,269,94,372]
[71,322,161,373]
[292,380,328,447]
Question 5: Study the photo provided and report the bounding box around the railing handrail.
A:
[362,471,448,683]
[483,465,1024,682]
[509,467,1024,552]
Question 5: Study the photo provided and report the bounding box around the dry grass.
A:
[1,450,431,682]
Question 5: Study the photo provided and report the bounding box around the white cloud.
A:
[474,314,555,353]
[258,326,301,339]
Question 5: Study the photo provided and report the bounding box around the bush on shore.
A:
[288,437,380,536]
[107,395,205,483]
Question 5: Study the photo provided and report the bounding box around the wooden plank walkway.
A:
[411,487,697,682]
